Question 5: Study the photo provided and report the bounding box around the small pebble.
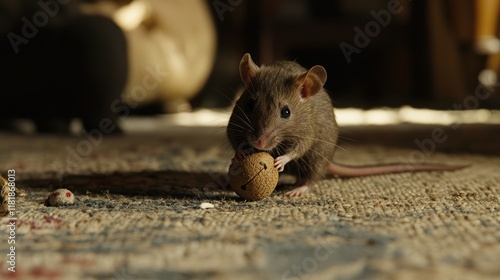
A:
[200,202,214,209]
[46,189,75,206]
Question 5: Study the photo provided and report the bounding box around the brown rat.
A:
[227,53,466,197]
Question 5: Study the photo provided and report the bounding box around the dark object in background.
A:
[0,2,127,134]
[196,0,499,110]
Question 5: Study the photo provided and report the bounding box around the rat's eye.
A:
[244,99,254,113]
[281,106,291,119]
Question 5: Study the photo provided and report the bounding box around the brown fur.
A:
[227,53,466,195]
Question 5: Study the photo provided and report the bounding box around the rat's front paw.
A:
[274,155,291,172]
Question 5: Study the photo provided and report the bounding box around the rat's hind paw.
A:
[285,185,309,197]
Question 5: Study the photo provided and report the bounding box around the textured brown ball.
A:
[229,152,279,201]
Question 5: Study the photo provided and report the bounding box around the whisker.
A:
[293,135,346,152]
[247,82,257,100]
[227,122,250,133]
[337,134,359,142]
[232,106,254,133]
[306,146,336,167]
[229,114,254,133]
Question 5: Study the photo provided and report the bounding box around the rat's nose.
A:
[252,137,267,150]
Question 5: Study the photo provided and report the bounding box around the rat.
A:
[226,53,467,197]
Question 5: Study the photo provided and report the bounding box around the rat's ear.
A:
[240,53,259,87]
[296,65,327,99]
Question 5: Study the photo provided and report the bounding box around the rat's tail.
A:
[326,162,469,178]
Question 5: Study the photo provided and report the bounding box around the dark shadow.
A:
[18,170,240,200]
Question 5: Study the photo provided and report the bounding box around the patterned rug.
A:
[0,114,499,280]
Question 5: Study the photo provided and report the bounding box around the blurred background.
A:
[199,0,500,109]
[1,0,500,134]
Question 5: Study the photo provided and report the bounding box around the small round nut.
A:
[229,152,279,201]
[46,189,75,206]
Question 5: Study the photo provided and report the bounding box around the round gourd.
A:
[229,152,279,201]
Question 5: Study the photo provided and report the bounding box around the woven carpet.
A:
[0,115,499,280]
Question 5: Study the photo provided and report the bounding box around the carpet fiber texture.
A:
[0,124,499,280]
